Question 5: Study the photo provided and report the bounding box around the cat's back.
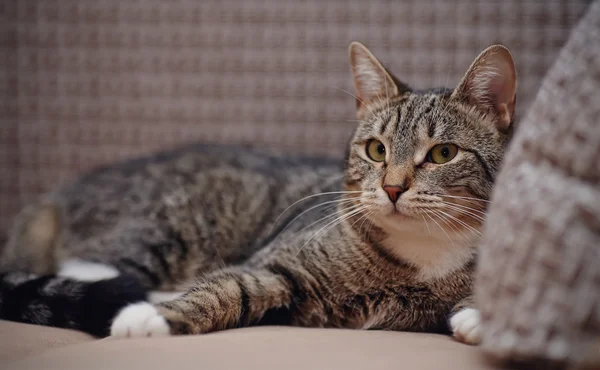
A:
[50,143,343,228]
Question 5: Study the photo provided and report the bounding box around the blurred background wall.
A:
[0,0,590,238]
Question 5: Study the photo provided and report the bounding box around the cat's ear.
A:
[451,45,517,133]
[349,42,406,118]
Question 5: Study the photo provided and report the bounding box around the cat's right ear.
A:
[451,45,517,133]
[349,42,405,118]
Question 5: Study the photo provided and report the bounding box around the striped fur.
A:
[0,43,516,342]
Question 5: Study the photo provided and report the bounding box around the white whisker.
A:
[272,191,363,226]
[440,201,487,215]
[295,206,368,257]
[297,202,365,235]
[435,209,482,237]
[442,207,486,224]
[440,202,486,222]
[440,194,491,204]
[335,87,376,117]
[424,211,455,248]
[429,209,472,242]
[429,209,461,234]
[342,209,374,240]
[420,214,432,237]
[275,197,361,236]
[359,210,375,234]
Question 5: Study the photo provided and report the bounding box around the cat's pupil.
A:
[441,147,450,158]
[377,143,385,154]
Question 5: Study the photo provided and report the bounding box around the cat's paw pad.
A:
[450,308,482,345]
[110,302,171,338]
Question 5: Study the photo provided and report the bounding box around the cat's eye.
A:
[366,139,386,162]
[427,144,458,164]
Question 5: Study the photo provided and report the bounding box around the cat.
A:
[0,42,516,345]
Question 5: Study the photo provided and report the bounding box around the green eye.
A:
[427,144,458,164]
[366,139,386,162]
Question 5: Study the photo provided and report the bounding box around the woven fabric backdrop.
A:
[0,0,590,237]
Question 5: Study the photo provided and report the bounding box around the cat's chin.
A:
[376,205,416,221]
[389,209,414,221]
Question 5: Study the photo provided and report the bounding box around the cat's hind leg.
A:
[65,220,194,291]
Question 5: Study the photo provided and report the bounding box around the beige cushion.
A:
[3,323,499,370]
[0,320,94,364]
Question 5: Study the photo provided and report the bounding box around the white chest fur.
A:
[373,215,478,281]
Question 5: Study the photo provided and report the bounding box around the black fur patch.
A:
[0,273,147,337]
[79,275,147,336]
[256,305,294,326]
[260,263,306,326]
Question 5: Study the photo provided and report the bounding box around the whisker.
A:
[359,210,375,233]
[361,210,377,242]
[440,201,487,215]
[424,211,455,248]
[429,209,472,242]
[443,208,486,224]
[317,206,369,239]
[275,197,361,235]
[437,63,454,118]
[342,209,375,240]
[435,209,482,237]
[440,194,491,204]
[296,209,363,257]
[429,209,461,234]
[364,211,376,241]
[420,214,432,237]
[295,206,368,256]
[347,119,371,125]
[272,191,363,226]
[317,203,343,219]
[440,202,486,222]
[296,202,365,235]
[334,87,376,117]
[374,89,392,123]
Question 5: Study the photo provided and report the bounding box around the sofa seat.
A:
[0,320,501,370]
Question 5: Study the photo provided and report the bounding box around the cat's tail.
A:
[0,202,147,337]
[0,272,147,337]
[0,202,63,275]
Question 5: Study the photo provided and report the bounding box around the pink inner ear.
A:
[349,43,399,115]
[480,59,515,131]
[454,46,516,132]
[488,60,516,108]
[489,76,510,110]
[468,53,515,108]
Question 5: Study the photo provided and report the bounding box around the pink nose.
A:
[383,185,406,203]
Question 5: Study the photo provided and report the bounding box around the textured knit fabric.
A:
[476,1,600,367]
[0,0,589,237]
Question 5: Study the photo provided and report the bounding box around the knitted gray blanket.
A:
[476,1,600,368]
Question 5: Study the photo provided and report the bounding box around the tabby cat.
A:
[0,42,516,344]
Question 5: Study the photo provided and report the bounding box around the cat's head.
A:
[344,42,516,252]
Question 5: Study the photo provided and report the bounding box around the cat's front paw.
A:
[450,308,482,345]
[111,302,171,338]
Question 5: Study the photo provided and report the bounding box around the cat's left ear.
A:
[349,42,407,118]
[451,45,517,133]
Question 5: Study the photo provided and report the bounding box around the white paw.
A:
[110,302,171,338]
[450,308,482,345]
